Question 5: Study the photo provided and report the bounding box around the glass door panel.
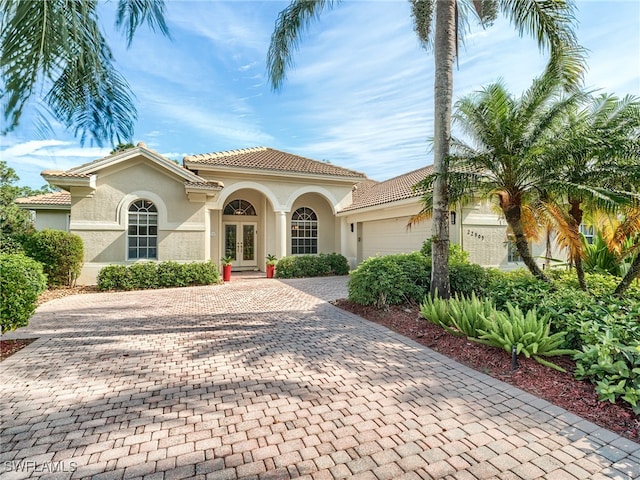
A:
[224,224,237,261]
[243,225,255,261]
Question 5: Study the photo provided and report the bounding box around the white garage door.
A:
[361,217,428,260]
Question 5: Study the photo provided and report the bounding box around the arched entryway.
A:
[222,199,258,269]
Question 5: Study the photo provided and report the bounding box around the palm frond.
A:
[267,0,336,91]
[116,0,170,47]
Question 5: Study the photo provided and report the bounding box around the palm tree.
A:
[0,0,169,146]
[267,0,584,298]
[446,68,588,281]
[540,94,640,290]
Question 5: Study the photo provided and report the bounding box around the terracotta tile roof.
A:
[184,181,223,190]
[184,147,367,179]
[15,191,71,207]
[341,166,433,212]
[42,170,90,178]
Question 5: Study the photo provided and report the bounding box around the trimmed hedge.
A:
[348,252,431,308]
[275,253,349,278]
[23,229,84,286]
[348,251,488,308]
[97,261,220,291]
[1,253,47,333]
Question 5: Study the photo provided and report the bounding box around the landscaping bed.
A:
[334,299,640,443]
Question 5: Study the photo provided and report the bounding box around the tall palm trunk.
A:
[430,0,455,299]
[503,203,550,282]
[614,253,640,297]
[567,199,587,290]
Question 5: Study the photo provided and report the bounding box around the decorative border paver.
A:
[1,277,638,479]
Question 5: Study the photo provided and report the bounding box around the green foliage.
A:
[421,238,469,264]
[23,229,83,286]
[97,261,220,291]
[221,256,233,266]
[421,292,493,338]
[348,252,431,308]
[485,269,554,311]
[128,262,159,289]
[582,231,631,277]
[97,265,132,291]
[275,253,349,279]
[266,254,278,265]
[575,332,640,414]
[475,303,574,372]
[449,262,488,297]
[0,253,47,333]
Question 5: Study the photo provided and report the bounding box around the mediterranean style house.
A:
[16,143,548,284]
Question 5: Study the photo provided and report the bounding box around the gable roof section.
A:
[184,147,367,180]
[340,166,433,212]
[15,191,71,209]
[41,143,222,194]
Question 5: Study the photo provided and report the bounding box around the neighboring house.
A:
[16,143,550,284]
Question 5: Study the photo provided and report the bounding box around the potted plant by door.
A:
[221,256,233,282]
[266,254,277,278]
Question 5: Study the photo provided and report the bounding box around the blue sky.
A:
[2,0,639,189]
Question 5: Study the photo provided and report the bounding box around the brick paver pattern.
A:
[1,276,639,480]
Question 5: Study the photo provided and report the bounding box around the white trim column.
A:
[204,208,211,260]
[340,217,348,258]
[276,210,288,259]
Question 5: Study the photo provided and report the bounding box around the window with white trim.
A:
[223,199,256,216]
[291,207,318,255]
[580,224,595,244]
[507,235,530,263]
[128,200,158,259]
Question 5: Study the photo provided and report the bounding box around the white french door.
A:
[224,222,257,269]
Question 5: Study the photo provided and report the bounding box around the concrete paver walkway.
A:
[1,277,639,480]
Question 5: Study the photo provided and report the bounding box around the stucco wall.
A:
[71,157,206,284]
[290,192,337,255]
[33,210,69,231]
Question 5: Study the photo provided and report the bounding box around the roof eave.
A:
[184,162,365,183]
[338,195,421,216]
[41,173,97,191]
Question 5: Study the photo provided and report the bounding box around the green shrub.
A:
[275,253,349,279]
[575,332,640,414]
[348,252,431,307]
[421,292,493,338]
[97,261,220,291]
[485,269,553,311]
[0,253,47,333]
[475,303,574,372]
[129,262,159,289]
[184,261,220,285]
[23,229,84,286]
[420,238,469,264]
[97,265,133,291]
[450,262,489,298]
[156,261,189,287]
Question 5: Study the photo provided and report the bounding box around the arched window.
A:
[291,207,318,255]
[128,200,158,259]
[223,199,256,216]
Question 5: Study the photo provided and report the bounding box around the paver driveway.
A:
[1,277,639,480]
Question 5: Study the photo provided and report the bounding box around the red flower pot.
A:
[266,264,275,279]
[222,264,232,282]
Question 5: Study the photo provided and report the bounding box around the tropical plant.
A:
[267,0,584,299]
[0,0,169,145]
[474,303,574,372]
[421,292,494,338]
[538,94,640,290]
[266,254,278,265]
[441,66,592,282]
[221,256,234,266]
[0,253,47,333]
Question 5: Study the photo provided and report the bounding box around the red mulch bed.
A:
[0,338,37,361]
[334,299,640,443]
